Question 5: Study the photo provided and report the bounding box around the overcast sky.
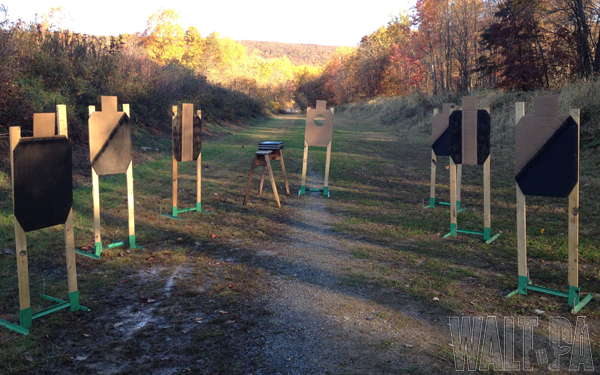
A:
[1,0,416,46]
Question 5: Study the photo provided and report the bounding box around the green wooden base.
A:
[0,292,88,335]
[444,225,500,244]
[299,186,330,197]
[161,203,211,220]
[424,199,466,212]
[76,236,143,260]
[507,276,593,313]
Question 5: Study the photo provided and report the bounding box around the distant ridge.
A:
[238,40,340,67]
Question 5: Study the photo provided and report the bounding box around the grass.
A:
[2,86,600,372]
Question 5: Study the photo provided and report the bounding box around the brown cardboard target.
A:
[305,100,334,147]
[172,103,202,162]
[461,97,479,165]
[88,96,132,175]
[515,95,568,174]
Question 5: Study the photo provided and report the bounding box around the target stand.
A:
[506,97,592,313]
[425,103,465,212]
[75,96,142,259]
[443,97,500,244]
[161,104,210,220]
[299,100,334,197]
[1,106,88,335]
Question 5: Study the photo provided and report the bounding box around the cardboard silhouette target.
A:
[300,100,334,196]
[1,105,88,336]
[426,103,465,211]
[89,96,132,176]
[162,104,209,219]
[76,96,141,259]
[507,96,590,313]
[443,96,499,244]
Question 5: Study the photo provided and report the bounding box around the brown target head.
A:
[305,100,334,147]
[515,95,568,174]
[431,103,455,144]
[172,103,202,162]
[88,96,132,175]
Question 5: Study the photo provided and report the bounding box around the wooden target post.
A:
[443,97,500,244]
[300,100,334,197]
[75,96,142,259]
[506,96,591,313]
[426,103,465,211]
[0,106,88,335]
[162,104,209,220]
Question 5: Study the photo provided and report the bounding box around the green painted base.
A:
[444,225,500,244]
[76,237,142,259]
[299,186,330,197]
[162,204,211,220]
[507,276,593,313]
[0,293,89,335]
[423,200,466,212]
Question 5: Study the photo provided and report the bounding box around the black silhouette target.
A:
[13,137,73,232]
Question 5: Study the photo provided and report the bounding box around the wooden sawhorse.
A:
[243,150,290,208]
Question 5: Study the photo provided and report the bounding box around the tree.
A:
[143,9,185,65]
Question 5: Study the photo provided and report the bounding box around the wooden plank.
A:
[483,156,491,229]
[258,167,267,195]
[568,108,580,288]
[430,150,436,201]
[517,185,527,277]
[449,159,457,226]
[324,141,332,189]
[265,157,281,208]
[92,168,101,245]
[243,155,257,206]
[456,164,462,204]
[430,108,438,202]
[126,161,135,238]
[56,104,68,137]
[64,209,77,293]
[14,219,30,311]
[172,157,178,208]
[10,127,30,311]
[197,110,201,205]
[123,103,130,118]
[197,152,201,205]
[278,150,290,195]
[515,103,527,277]
[301,140,308,188]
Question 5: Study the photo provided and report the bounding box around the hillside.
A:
[238,40,340,66]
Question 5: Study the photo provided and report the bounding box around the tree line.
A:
[299,0,600,105]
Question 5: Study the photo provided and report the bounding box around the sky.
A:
[1,0,417,47]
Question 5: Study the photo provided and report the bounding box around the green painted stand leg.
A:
[299,185,306,195]
[94,242,102,257]
[20,307,32,329]
[443,223,457,238]
[69,290,80,311]
[129,235,143,250]
[429,197,435,208]
[323,186,329,196]
[568,286,580,307]
[483,227,501,244]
